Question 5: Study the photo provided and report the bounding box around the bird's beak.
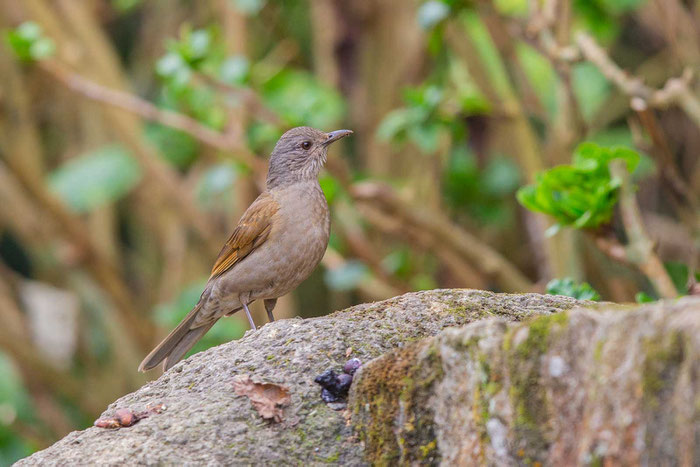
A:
[323,129,353,146]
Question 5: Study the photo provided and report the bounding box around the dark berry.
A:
[336,373,353,393]
[314,370,337,389]
[321,388,340,403]
[343,358,362,375]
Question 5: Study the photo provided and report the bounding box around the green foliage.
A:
[572,63,610,122]
[48,145,142,213]
[377,85,451,153]
[444,146,520,225]
[324,261,369,291]
[635,292,655,303]
[260,69,345,128]
[195,163,238,208]
[5,22,55,62]
[111,0,142,12]
[417,1,451,29]
[0,353,36,464]
[154,279,245,356]
[319,175,341,205]
[664,261,700,295]
[517,142,640,231]
[546,278,601,301]
[144,124,199,169]
[573,0,646,42]
[219,55,250,85]
[516,43,558,118]
[230,0,267,16]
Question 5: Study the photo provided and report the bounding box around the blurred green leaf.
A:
[230,0,266,15]
[664,261,699,295]
[144,123,199,168]
[324,261,368,291]
[447,56,491,114]
[418,1,450,29]
[376,108,425,142]
[381,250,409,277]
[411,273,438,291]
[482,156,521,196]
[112,0,142,12]
[5,22,55,62]
[219,55,250,85]
[546,278,601,301]
[48,145,142,213]
[167,27,214,68]
[409,122,442,153]
[0,352,35,465]
[246,122,282,153]
[572,62,610,122]
[195,163,238,207]
[493,0,528,16]
[635,291,655,303]
[517,142,640,230]
[319,175,341,205]
[462,11,512,101]
[261,69,345,127]
[516,43,558,117]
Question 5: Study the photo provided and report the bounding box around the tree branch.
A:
[351,182,533,292]
[609,160,678,298]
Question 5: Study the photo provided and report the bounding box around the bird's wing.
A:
[210,191,280,279]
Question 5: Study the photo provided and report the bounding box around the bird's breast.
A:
[253,182,330,298]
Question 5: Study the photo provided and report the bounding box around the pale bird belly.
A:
[205,182,329,318]
[215,215,328,302]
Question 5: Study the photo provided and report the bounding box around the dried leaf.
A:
[115,408,136,427]
[94,418,120,429]
[93,402,166,429]
[232,375,291,423]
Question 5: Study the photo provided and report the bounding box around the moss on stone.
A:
[505,311,569,463]
[641,331,685,408]
[350,338,443,465]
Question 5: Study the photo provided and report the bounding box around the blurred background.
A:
[0,0,698,462]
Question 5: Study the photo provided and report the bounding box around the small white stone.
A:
[486,418,508,457]
[548,356,568,378]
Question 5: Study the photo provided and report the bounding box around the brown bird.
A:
[139,127,352,372]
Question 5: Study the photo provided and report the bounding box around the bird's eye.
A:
[301,141,312,150]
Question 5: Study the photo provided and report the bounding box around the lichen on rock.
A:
[350,296,700,466]
[18,290,698,466]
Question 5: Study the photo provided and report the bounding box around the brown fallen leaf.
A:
[93,403,167,429]
[232,375,291,423]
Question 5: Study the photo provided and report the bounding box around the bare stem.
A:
[609,160,678,298]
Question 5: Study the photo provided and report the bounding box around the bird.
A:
[139,126,352,372]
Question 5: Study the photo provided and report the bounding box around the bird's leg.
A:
[241,301,257,331]
[264,298,277,322]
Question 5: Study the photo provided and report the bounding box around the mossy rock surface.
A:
[16,290,581,465]
[350,296,700,465]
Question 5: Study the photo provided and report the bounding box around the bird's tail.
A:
[138,303,216,372]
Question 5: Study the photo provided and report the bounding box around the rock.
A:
[16,290,578,465]
[349,296,700,465]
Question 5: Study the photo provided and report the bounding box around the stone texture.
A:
[17,290,576,466]
[349,297,700,466]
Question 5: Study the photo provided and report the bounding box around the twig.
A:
[192,72,281,126]
[39,60,257,166]
[609,160,678,298]
[631,98,699,208]
[351,182,533,292]
[576,33,700,130]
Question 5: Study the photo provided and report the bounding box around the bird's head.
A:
[266,126,352,189]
